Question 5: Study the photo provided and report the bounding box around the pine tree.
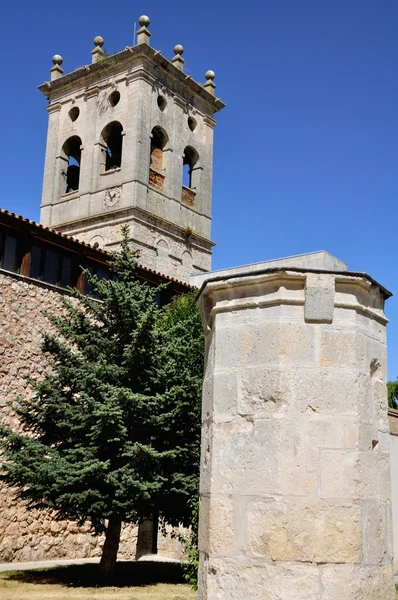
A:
[0,228,204,580]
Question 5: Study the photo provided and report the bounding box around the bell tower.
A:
[38,16,224,282]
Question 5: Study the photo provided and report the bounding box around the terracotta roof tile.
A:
[0,208,195,290]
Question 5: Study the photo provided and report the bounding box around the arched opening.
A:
[101,121,123,171]
[149,127,168,191]
[182,146,198,189]
[150,127,168,171]
[62,136,82,193]
[182,146,199,206]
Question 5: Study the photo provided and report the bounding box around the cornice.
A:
[38,44,225,114]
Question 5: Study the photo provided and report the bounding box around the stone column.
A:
[197,267,395,600]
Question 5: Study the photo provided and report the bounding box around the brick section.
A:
[148,168,165,192]
[388,409,398,435]
[150,147,163,172]
[181,186,196,207]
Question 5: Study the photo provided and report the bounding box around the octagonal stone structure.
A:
[196,258,395,600]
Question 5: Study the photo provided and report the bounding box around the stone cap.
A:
[191,250,347,289]
[196,267,391,333]
[193,250,392,302]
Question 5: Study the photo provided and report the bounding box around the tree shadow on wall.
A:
[3,560,186,588]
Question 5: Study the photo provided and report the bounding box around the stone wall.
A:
[0,270,182,563]
[197,267,395,600]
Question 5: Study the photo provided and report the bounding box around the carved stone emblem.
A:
[104,187,121,210]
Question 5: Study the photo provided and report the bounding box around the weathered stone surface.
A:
[363,502,390,565]
[319,450,360,500]
[309,416,358,449]
[305,273,335,323]
[239,367,290,416]
[209,420,279,495]
[199,558,320,600]
[198,495,237,557]
[319,330,365,369]
[197,268,394,599]
[215,323,316,370]
[41,30,223,284]
[321,565,395,600]
[245,499,362,563]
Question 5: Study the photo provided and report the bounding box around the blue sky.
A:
[1,1,398,376]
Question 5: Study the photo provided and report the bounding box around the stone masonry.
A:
[0,270,182,562]
[196,258,395,599]
[38,16,224,283]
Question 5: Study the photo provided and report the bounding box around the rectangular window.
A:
[43,249,60,285]
[30,245,42,280]
[2,234,18,272]
[61,256,72,288]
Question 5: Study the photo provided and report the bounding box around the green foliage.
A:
[388,379,398,409]
[0,226,204,544]
[180,495,199,590]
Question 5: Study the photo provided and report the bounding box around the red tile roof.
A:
[0,208,194,290]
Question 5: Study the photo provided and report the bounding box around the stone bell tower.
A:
[38,16,224,282]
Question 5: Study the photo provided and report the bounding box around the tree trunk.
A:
[100,516,122,581]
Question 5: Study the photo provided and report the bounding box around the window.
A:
[30,245,42,280]
[62,136,82,193]
[0,232,19,272]
[188,116,197,132]
[148,127,168,191]
[69,107,80,122]
[30,245,74,288]
[182,146,199,189]
[157,95,167,111]
[109,91,120,107]
[43,249,60,285]
[101,122,123,171]
[150,127,168,172]
[85,262,110,296]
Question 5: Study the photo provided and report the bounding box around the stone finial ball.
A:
[138,15,150,27]
[174,44,184,55]
[52,54,63,66]
[205,70,216,80]
[93,36,104,47]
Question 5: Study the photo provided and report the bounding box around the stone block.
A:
[366,337,387,381]
[213,371,239,420]
[309,416,358,449]
[320,450,360,500]
[198,495,237,557]
[199,558,320,600]
[321,565,395,600]
[320,330,365,369]
[245,499,362,563]
[215,323,316,370]
[210,420,279,495]
[305,273,335,323]
[277,416,317,496]
[363,502,390,565]
[373,378,389,426]
[292,368,370,418]
[239,367,290,416]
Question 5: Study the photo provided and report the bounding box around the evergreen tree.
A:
[0,229,204,580]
